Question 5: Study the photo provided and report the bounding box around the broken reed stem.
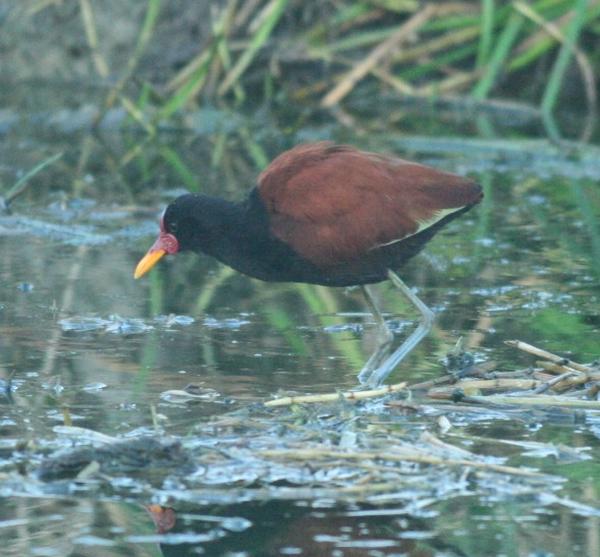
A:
[321,5,436,107]
[427,378,542,399]
[259,447,542,477]
[406,375,453,390]
[264,382,407,408]
[536,360,579,375]
[532,371,578,394]
[465,394,600,409]
[555,374,594,391]
[505,340,591,372]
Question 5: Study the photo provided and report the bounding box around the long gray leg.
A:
[356,285,394,384]
[360,270,434,387]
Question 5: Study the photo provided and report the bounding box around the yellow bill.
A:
[134,249,166,279]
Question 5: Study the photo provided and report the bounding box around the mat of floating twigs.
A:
[264,339,600,411]
[5,339,596,516]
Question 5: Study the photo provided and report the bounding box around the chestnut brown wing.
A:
[258,142,482,267]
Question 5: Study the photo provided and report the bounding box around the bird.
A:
[134,142,482,386]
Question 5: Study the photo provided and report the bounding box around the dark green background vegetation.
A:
[2,0,597,139]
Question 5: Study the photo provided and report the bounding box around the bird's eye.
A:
[168,221,178,234]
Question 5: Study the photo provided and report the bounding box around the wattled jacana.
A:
[134,142,482,386]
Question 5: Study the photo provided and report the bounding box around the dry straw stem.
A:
[505,340,591,373]
[163,2,238,111]
[427,378,543,399]
[415,70,479,96]
[321,5,436,107]
[118,94,155,135]
[96,0,161,128]
[79,0,161,133]
[234,0,263,30]
[532,371,579,394]
[259,447,542,477]
[167,50,213,93]
[537,360,584,375]
[370,67,415,94]
[536,363,595,392]
[466,394,600,410]
[264,382,407,408]
[430,339,598,399]
[390,24,480,65]
[408,374,454,390]
[78,0,109,78]
[119,142,147,168]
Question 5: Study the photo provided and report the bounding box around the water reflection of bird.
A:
[135,142,482,385]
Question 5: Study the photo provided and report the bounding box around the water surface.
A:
[1,88,600,556]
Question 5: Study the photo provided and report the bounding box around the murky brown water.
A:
[1,88,600,556]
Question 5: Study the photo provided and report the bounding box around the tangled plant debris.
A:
[2,338,594,518]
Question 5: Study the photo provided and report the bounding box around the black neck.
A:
[180,194,253,253]
[182,190,313,282]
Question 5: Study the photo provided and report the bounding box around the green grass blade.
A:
[425,13,480,32]
[136,81,153,110]
[149,265,164,315]
[571,182,600,278]
[304,2,372,43]
[134,0,161,60]
[194,266,236,314]
[158,48,214,119]
[159,146,201,192]
[315,27,396,56]
[98,0,160,125]
[476,0,495,68]
[4,152,63,205]
[211,132,228,169]
[509,34,555,71]
[218,0,289,96]
[400,43,477,80]
[238,128,269,170]
[264,306,309,356]
[511,4,600,70]
[295,284,364,368]
[541,0,589,116]
[472,11,524,99]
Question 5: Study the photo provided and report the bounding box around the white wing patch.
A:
[371,206,465,250]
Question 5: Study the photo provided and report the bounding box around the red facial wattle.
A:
[133,214,179,279]
[150,231,179,255]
